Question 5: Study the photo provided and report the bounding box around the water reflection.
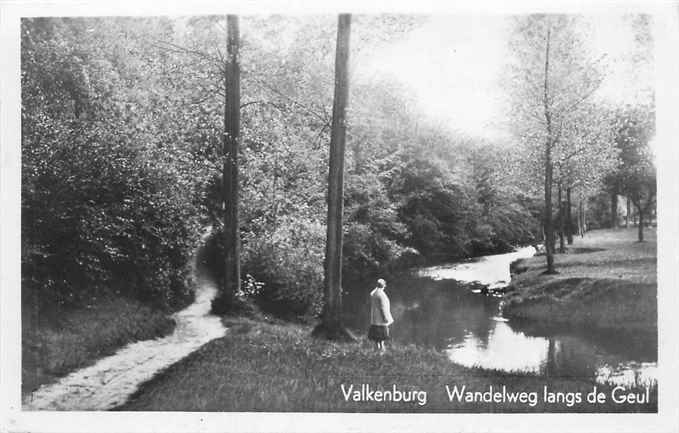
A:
[447,321,549,373]
[344,248,657,387]
[596,362,657,387]
[445,321,657,386]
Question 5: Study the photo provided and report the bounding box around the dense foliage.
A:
[22,16,542,321]
[21,18,209,315]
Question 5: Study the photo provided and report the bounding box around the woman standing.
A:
[368,278,394,353]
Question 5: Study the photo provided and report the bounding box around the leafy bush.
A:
[342,171,410,282]
[21,18,206,315]
[21,119,202,313]
[207,217,325,321]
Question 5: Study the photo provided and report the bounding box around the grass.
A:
[22,296,176,396]
[502,227,657,332]
[519,228,656,284]
[24,227,657,412]
[118,316,656,413]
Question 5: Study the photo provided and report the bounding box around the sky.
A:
[357,14,654,143]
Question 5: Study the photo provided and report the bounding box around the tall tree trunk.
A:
[542,26,556,274]
[544,156,556,273]
[637,205,644,242]
[583,200,587,234]
[626,196,631,228]
[578,199,585,238]
[558,183,565,253]
[610,192,618,229]
[221,15,241,304]
[314,14,354,340]
[566,187,573,245]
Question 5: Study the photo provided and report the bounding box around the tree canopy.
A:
[21,14,652,322]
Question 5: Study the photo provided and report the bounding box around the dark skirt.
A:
[368,325,390,342]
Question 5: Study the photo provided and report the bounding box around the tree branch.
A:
[150,39,222,66]
[246,74,331,127]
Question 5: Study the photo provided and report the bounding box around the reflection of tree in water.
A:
[389,278,500,350]
[510,320,657,366]
[543,336,606,379]
[545,338,559,377]
[537,333,655,382]
[393,288,451,348]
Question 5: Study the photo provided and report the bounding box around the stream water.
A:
[344,247,657,387]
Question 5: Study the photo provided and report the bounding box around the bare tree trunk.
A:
[583,200,587,234]
[566,187,573,245]
[626,196,631,228]
[542,26,557,274]
[558,183,565,253]
[314,14,354,340]
[636,204,644,242]
[576,201,582,237]
[578,199,585,238]
[220,15,241,306]
[610,192,618,229]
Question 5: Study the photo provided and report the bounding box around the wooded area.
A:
[21,14,655,332]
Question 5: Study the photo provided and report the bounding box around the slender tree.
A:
[566,187,573,244]
[610,191,619,229]
[542,24,557,271]
[313,14,355,340]
[577,197,585,237]
[222,15,241,303]
[614,106,656,242]
[508,15,607,273]
[553,103,619,248]
[558,182,564,253]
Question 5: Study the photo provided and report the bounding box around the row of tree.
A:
[508,15,655,273]
[21,14,654,334]
[204,15,544,331]
[21,15,542,326]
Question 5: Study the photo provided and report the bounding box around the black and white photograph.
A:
[1,0,678,432]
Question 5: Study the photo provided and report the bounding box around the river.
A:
[343,247,657,387]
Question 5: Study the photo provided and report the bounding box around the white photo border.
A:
[1,0,678,432]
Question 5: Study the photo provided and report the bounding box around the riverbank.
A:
[22,296,175,396]
[118,315,656,412]
[502,228,656,332]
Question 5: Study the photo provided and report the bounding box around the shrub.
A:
[207,217,325,321]
[21,120,203,314]
[21,18,209,315]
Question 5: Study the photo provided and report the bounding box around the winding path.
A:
[23,234,227,411]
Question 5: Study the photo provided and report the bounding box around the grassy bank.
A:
[22,296,175,396]
[118,316,656,413]
[502,228,656,332]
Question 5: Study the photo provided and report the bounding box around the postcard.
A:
[1,0,678,432]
